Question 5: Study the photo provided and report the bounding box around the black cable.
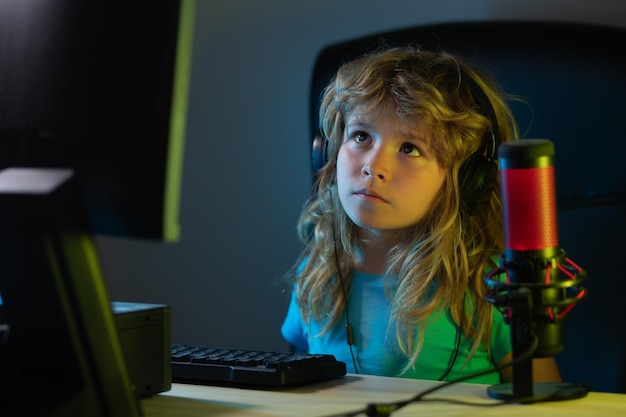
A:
[317,336,543,417]
[438,292,466,381]
[331,217,359,374]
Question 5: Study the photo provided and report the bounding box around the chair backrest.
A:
[310,21,626,393]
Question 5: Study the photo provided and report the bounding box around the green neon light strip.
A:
[164,0,195,242]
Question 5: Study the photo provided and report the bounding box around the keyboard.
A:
[171,344,347,387]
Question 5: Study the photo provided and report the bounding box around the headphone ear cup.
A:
[311,133,328,174]
[459,154,498,213]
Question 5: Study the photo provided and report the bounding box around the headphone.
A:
[311,69,501,214]
[456,71,500,214]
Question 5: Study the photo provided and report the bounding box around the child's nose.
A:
[361,147,390,180]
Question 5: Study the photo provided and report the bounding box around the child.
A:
[281,45,561,384]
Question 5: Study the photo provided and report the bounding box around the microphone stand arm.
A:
[507,287,535,399]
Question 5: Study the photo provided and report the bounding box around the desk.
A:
[143,374,626,416]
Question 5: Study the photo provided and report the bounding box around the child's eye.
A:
[400,143,421,157]
[354,131,370,143]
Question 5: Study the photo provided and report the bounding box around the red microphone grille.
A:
[499,140,559,251]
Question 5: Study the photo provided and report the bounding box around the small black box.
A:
[113,301,171,398]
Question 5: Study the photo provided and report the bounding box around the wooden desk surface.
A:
[142,374,626,417]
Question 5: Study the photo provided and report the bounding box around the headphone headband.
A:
[459,69,500,162]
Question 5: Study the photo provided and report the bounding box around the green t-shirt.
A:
[282,270,512,384]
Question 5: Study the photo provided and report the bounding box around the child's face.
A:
[336,106,445,238]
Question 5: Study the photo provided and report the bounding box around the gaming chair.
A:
[308,21,626,393]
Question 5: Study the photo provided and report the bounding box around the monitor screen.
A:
[0,1,195,415]
[0,0,193,242]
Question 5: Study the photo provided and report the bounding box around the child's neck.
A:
[356,230,401,275]
[357,253,387,275]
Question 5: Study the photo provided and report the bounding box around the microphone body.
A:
[499,139,563,357]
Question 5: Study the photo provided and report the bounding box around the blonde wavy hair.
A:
[291,45,519,370]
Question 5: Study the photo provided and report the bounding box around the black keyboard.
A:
[171,344,347,387]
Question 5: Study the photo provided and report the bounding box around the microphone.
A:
[484,139,588,402]
[501,139,566,357]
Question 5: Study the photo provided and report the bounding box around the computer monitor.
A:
[0,1,195,416]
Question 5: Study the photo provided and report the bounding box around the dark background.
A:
[98,0,626,392]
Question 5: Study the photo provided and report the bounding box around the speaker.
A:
[112,301,171,399]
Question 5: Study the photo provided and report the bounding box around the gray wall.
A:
[99,0,626,353]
